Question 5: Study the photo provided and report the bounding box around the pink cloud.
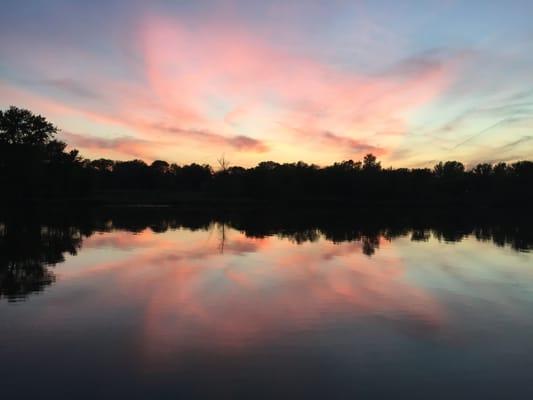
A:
[1,13,462,164]
[135,15,459,159]
[152,125,269,153]
[61,131,161,159]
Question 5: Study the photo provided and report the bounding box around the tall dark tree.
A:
[0,106,58,146]
[363,153,381,171]
[0,106,88,198]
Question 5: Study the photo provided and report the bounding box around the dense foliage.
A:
[1,106,532,205]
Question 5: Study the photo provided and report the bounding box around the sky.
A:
[1,0,533,168]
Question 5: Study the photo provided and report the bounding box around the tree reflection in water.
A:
[0,222,84,301]
[1,207,532,301]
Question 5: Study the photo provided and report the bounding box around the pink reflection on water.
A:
[66,227,446,366]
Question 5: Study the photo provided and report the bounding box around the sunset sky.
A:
[1,0,533,167]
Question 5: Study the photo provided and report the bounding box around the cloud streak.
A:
[61,131,158,159]
[36,79,102,100]
[153,125,269,152]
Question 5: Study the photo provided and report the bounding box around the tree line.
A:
[1,106,532,205]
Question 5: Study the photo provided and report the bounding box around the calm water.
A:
[1,209,533,399]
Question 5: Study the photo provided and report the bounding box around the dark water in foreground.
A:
[1,208,533,399]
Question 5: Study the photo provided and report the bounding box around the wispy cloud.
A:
[153,125,269,152]
[61,131,158,159]
[35,79,102,99]
[320,131,385,155]
[500,135,533,150]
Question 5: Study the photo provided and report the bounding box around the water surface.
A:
[1,209,533,399]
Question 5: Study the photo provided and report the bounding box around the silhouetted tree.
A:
[90,158,114,172]
[0,106,90,198]
[434,161,465,178]
[472,163,493,177]
[150,160,170,174]
[1,107,532,207]
[217,154,230,172]
[0,106,58,146]
[363,153,381,171]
